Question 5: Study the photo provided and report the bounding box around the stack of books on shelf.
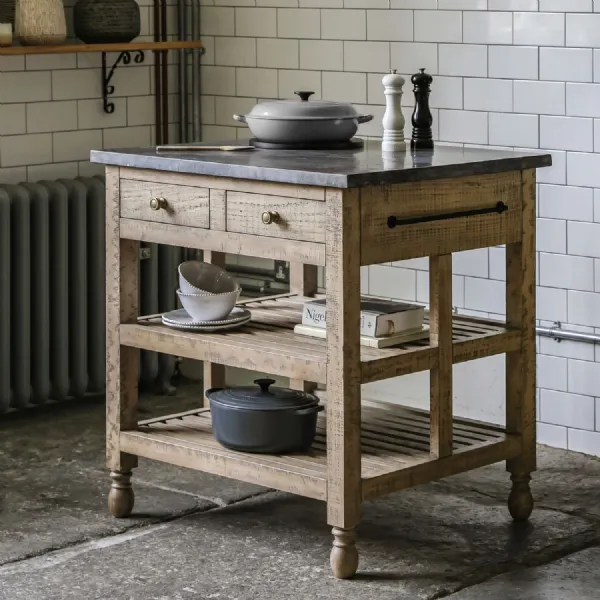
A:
[294,297,429,349]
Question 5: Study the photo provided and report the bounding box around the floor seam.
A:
[426,530,600,600]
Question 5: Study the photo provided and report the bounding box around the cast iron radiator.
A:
[0,177,182,413]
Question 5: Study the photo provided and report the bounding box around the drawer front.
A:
[361,171,523,265]
[226,191,326,243]
[120,179,210,228]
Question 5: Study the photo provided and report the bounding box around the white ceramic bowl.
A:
[178,261,239,295]
[177,288,241,322]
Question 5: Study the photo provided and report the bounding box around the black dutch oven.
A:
[206,378,324,454]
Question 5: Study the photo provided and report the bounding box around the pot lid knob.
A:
[254,378,276,392]
[294,91,315,102]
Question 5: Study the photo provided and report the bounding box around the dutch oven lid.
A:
[207,378,321,411]
[245,91,361,121]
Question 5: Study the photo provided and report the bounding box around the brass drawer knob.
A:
[149,197,168,211]
[261,210,280,225]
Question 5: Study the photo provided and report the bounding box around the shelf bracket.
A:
[102,50,145,114]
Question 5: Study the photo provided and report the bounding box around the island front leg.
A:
[326,189,362,579]
[106,166,139,518]
[505,168,537,521]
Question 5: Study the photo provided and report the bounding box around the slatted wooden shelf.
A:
[120,294,521,385]
[0,41,204,55]
[120,401,519,503]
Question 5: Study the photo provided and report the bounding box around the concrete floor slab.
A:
[446,445,600,521]
[0,484,595,599]
[446,546,600,600]
[2,383,600,599]
[0,461,216,565]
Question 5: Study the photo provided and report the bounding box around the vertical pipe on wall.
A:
[177,0,188,142]
[153,0,163,145]
[191,0,201,141]
[159,0,169,144]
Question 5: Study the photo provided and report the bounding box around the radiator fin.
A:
[0,177,179,413]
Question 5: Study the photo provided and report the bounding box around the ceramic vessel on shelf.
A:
[176,288,241,322]
[0,0,15,25]
[14,0,66,45]
[73,0,140,44]
[178,260,239,296]
[0,22,12,46]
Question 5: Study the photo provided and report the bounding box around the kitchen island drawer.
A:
[226,191,326,243]
[120,179,210,228]
[360,171,523,265]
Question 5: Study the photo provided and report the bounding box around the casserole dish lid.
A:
[206,378,321,411]
[244,91,362,121]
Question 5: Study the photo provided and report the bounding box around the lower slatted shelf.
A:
[120,401,520,502]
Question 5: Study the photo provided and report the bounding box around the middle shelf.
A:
[120,294,520,385]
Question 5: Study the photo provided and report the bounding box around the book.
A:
[301,297,425,338]
[294,323,430,349]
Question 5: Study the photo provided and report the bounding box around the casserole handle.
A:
[233,114,247,124]
[357,114,374,124]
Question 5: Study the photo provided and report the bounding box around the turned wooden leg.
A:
[505,170,537,523]
[508,473,533,522]
[108,470,135,518]
[330,527,359,580]
[326,190,362,581]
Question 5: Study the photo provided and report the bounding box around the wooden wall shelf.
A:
[0,41,203,114]
[0,40,203,55]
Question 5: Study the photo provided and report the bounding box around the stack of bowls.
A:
[177,261,241,321]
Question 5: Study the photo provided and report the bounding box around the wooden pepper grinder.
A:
[410,68,434,150]
[381,70,406,153]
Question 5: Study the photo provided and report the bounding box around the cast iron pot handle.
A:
[357,114,374,124]
[295,405,325,416]
[233,114,247,123]
[254,378,276,392]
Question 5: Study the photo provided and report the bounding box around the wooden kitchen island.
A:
[91,141,551,579]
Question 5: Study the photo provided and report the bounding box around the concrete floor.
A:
[1,382,599,599]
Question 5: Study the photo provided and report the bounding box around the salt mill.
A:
[411,68,434,150]
[381,70,406,153]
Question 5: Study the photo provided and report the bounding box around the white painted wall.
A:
[0,0,179,183]
[201,0,600,457]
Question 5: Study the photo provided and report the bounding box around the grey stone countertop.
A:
[90,140,552,189]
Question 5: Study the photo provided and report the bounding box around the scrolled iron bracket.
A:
[102,50,145,114]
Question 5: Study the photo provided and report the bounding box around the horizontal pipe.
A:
[536,325,600,345]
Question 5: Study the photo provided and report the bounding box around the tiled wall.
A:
[0,0,179,183]
[201,0,600,457]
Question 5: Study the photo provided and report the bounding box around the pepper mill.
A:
[381,70,406,153]
[411,68,434,150]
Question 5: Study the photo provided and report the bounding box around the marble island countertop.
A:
[91,140,552,188]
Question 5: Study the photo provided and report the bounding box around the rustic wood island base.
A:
[92,142,551,579]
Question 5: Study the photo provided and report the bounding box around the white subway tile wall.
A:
[0,3,179,177]
[3,2,600,455]
[205,2,600,457]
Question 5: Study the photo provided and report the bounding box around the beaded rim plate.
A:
[161,316,251,333]
[161,307,251,332]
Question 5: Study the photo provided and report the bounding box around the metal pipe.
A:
[191,0,201,140]
[160,0,169,144]
[536,324,600,345]
[153,0,162,145]
[177,0,188,142]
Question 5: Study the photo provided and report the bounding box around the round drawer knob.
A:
[149,197,167,211]
[261,210,280,225]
